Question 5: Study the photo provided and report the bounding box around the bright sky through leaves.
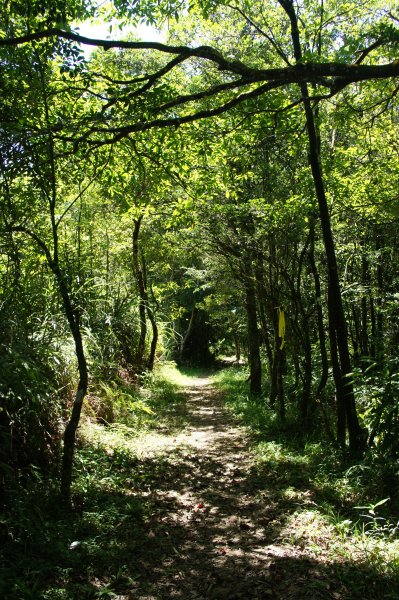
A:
[72,17,166,56]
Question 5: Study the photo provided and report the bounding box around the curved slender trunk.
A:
[133,216,147,368]
[279,0,364,454]
[58,283,88,503]
[308,226,329,399]
[141,253,158,371]
[9,226,89,505]
[244,271,262,395]
[180,306,196,361]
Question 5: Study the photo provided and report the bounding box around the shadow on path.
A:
[101,378,398,600]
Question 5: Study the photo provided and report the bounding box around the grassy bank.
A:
[212,365,399,598]
[0,363,190,600]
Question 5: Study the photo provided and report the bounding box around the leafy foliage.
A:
[0,0,399,593]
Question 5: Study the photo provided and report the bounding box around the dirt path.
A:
[3,373,395,598]
[123,376,348,600]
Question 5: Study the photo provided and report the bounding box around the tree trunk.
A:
[308,225,329,399]
[360,239,370,361]
[60,344,88,503]
[133,216,147,368]
[244,272,262,395]
[279,0,364,454]
[9,226,89,505]
[141,253,158,371]
[52,265,88,504]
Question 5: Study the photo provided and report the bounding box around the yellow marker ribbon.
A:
[277,307,286,350]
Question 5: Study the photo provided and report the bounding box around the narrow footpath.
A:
[119,376,352,600]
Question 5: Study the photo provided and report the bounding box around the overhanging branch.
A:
[1,28,398,83]
[3,28,399,150]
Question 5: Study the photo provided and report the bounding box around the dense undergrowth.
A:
[212,365,399,594]
[0,363,189,600]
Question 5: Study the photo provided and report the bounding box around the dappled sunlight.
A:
[72,375,399,599]
[189,376,213,387]
[12,372,393,599]
[154,363,213,388]
[280,509,336,551]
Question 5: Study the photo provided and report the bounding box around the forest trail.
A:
[115,375,348,600]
